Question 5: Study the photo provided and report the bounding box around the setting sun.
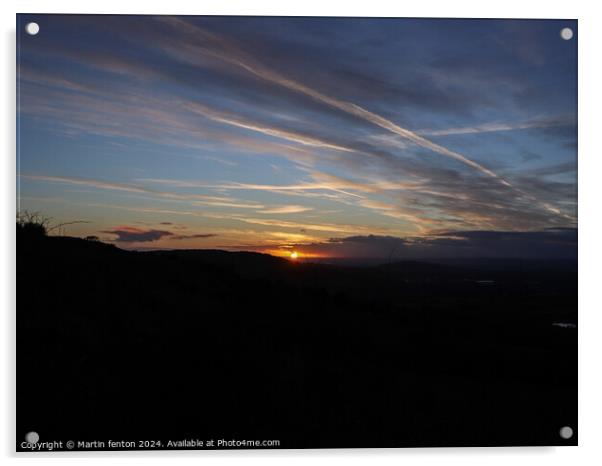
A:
[290,251,299,260]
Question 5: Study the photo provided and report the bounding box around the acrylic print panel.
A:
[16,14,577,451]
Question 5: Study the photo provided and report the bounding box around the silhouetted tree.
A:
[16,210,89,239]
[16,211,50,239]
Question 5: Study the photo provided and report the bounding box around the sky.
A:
[17,15,578,260]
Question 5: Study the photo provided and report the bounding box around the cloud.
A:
[18,72,319,167]
[259,205,313,214]
[171,233,217,240]
[21,174,265,208]
[290,228,577,260]
[417,116,575,137]
[193,199,265,209]
[141,178,365,200]
[421,228,577,258]
[186,102,355,153]
[159,17,512,185]
[523,161,576,177]
[23,174,159,196]
[151,17,574,223]
[229,216,392,235]
[17,16,576,237]
[137,165,576,232]
[102,227,173,243]
[102,226,216,243]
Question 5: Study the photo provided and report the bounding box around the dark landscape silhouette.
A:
[17,224,577,449]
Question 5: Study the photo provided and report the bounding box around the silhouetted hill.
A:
[18,233,577,449]
[151,248,295,279]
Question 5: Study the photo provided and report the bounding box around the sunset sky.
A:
[17,15,577,260]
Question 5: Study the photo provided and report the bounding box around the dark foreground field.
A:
[17,233,577,449]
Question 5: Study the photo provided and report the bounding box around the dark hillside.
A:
[18,233,577,448]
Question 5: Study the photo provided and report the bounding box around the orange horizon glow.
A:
[260,248,329,260]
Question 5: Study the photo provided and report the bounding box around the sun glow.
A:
[290,251,299,260]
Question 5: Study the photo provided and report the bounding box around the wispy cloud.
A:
[159,17,512,185]
[18,74,319,166]
[417,116,575,137]
[259,205,313,214]
[140,178,365,199]
[186,102,355,153]
[228,216,392,235]
[170,232,218,240]
[17,16,577,246]
[21,28,566,234]
[153,16,577,224]
[21,174,261,207]
[23,174,162,196]
[193,200,265,209]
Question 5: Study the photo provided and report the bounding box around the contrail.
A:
[185,102,354,154]
[417,115,574,137]
[160,17,508,186]
[159,17,573,219]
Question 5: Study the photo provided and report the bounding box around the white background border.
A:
[3,1,601,465]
